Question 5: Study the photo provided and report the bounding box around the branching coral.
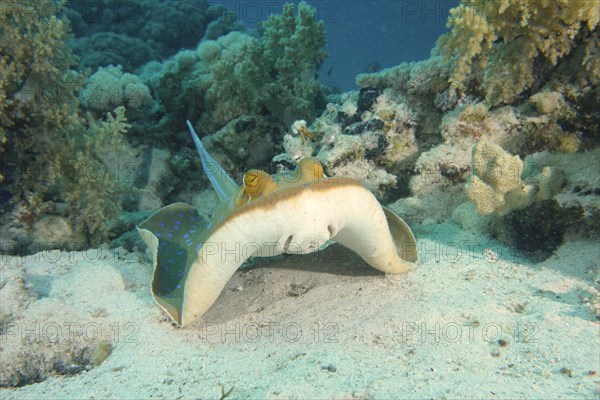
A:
[203,1,327,130]
[1,0,132,249]
[150,2,327,135]
[437,0,600,105]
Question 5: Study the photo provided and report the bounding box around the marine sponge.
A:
[437,0,600,105]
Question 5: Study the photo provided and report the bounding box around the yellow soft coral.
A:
[1,0,132,247]
[438,0,599,105]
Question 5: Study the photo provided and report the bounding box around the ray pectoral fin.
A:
[382,206,418,263]
[137,203,209,326]
[327,187,416,275]
[181,231,261,327]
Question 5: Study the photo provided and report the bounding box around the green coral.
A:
[205,0,327,129]
[79,65,152,113]
[151,1,327,133]
[437,0,600,105]
[0,0,132,248]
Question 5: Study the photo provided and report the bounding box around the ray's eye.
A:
[246,173,258,186]
[243,169,271,198]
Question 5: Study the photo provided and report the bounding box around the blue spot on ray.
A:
[138,202,212,316]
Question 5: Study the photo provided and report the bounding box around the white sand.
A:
[1,222,598,399]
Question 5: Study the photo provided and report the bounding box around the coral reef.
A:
[276,88,419,198]
[66,0,241,72]
[0,0,134,252]
[355,1,599,258]
[79,65,152,114]
[131,1,328,182]
[1,0,596,263]
[147,1,327,136]
[437,0,599,105]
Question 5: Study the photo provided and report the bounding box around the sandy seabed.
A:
[0,222,598,399]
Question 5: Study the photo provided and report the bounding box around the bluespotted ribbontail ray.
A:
[137,120,418,327]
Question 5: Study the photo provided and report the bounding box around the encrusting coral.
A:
[437,0,600,105]
[0,0,132,251]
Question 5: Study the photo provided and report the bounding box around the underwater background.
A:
[0,0,599,398]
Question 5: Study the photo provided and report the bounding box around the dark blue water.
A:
[226,0,457,90]
[314,0,457,90]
